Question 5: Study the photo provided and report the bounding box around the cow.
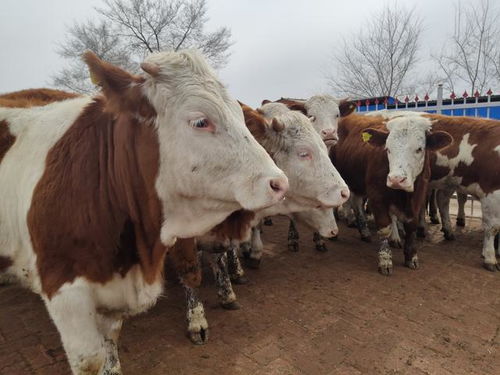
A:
[259,97,356,251]
[171,103,350,344]
[331,113,453,275]
[0,49,289,375]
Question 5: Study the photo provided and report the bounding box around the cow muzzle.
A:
[386,175,413,192]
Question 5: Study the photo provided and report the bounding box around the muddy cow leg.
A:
[456,193,467,227]
[96,314,123,375]
[287,219,300,252]
[429,189,440,224]
[184,283,209,344]
[351,194,371,242]
[313,232,328,252]
[480,192,500,271]
[369,200,393,275]
[227,245,248,284]
[209,251,240,310]
[436,189,455,240]
[416,205,427,238]
[403,221,419,270]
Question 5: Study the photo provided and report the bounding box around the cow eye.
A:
[192,118,209,128]
[298,150,312,160]
[416,147,423,153]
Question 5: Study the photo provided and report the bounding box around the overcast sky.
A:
[0,0,478,107]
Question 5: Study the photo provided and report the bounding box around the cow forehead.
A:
[305,95,340,117]
[259,102,290,119]
[386,116,432,146]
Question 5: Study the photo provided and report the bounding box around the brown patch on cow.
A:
[333,114,433,229]
[0,256,13,272]
[28,86,164,297]
[0,88,80,108]
[275,98,308,115]
[424,114,500,195]
[239,102,269,142]
[0,120,16,163]
[169,238,201,288]
[210,210,255,242]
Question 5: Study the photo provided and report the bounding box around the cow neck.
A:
[28,98,166,298]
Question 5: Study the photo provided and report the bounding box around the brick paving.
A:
[0,214,499,374]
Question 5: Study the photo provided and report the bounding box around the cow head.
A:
[84,50,288,245]
[363,115,452,192]
[276,95,356,147]
[240,103,350,209]
[292,208,338,238]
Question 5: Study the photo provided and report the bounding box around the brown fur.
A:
[422,114,500,195]
[0,120,16,163]
[27,57,165,298]
[275,98,307,115]
[0,88,80,108]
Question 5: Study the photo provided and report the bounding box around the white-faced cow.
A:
[0,50,288,375]
[171,103,350,344]
[332,113,453,275]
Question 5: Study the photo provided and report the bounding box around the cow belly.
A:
[93,265,164,316]
[0,98,92,293]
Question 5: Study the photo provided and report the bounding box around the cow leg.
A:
[417,206,427,238]
[480,194,500,271]
[243,226,263,269]
[352,194,371,242]
[287,219,300,252]
[227,246,248,284]
[313,231,328,252]
[44,287,109,375]
[209,251,240,310]
[403,221,419,270]
[436,189,455,240]
[96,314,123,375]
[429,189,440,224]
[370,202,393,275]
[456,193,467,227]
[389,215,403,248]
[184,284,209,344]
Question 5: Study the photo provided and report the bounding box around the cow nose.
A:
[388,175,407,185]
[321,128,336,138]
[331,227,339,237]
[340,188,350,200]
[269,176,289,200]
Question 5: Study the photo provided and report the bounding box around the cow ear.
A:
[426,131,453,151]
[362,128,388,147]
[240,103,268,140]
[338,99,356,117]
[271,118,285,132]
[261,99,272,105]
[83,50,142,98]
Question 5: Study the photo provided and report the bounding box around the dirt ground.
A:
[0,208,499,375]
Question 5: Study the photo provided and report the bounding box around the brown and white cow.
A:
[172,103,350,344]
[332,113,452,275]
[0,50,289,375]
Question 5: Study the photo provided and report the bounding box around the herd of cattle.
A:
[0,49,498,375]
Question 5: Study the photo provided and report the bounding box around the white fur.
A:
[435,133,476,174]
[304,95,343,144]
[292,208,338,238]
[187,303,209,333]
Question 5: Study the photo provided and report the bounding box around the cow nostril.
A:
[269,177,288,196]
[340,188,350,200]
[400,177,407,183]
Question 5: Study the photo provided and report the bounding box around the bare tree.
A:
[434,0,500,94]
[53,0,232,93]
[326,3,422,98]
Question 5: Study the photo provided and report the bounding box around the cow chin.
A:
[386,181,414,192]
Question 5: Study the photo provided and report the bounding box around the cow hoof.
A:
[389,239,402,249]
[456,217,465,227]
[361,235,372,243]
[221,301,241,310]
[430,217,440,225]
[416,227,426,238]
[263,218,273,226]
[405,258,419,270]
[230,275,249,285]
[244,258,261,269]
[288,242,299,252]
[315,244,328,252]
[443,231,455,241]
[483,263,499,272]
[188,328,209,345]
[378,264,393,276]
